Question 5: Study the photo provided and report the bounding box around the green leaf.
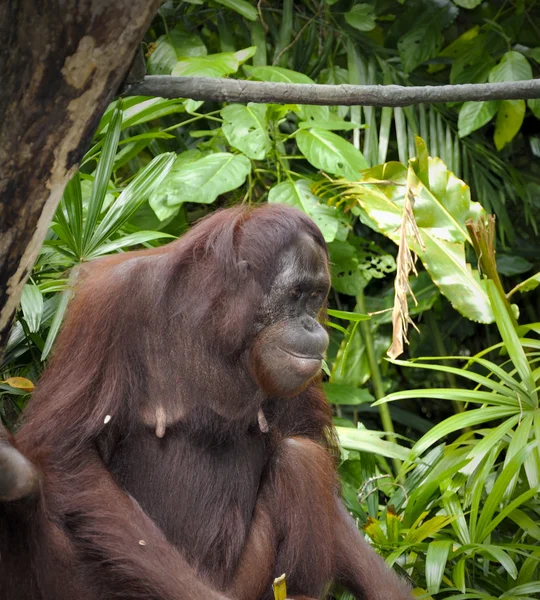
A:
[20,284,44,333]
[297,129,368,180]
[426,540,452,595]
[529,98,540,119]
[486,280,536,398]
[453,0,482,7]
[327,308,370,322]
[336,426,410,460]
[405,515,453,544]
[344,4,377,32]
[245,66,323,122]
[481,547,518,580]
[82,103,122,252]
[86,232,175,259]
[508,271,540,298]
[86,153,176,255]
[42,270,79,360]
[458,101,497,138]
[149,152,251,220]
[222,103,270,160]
[246,65,314,84]
[323,383,374,405]
[488,51,533,83]
[118,98,187,131]
[348,159,493,323]
[412,406,516,456]
[213,0,258,20]
[496,254,533,276]
[493,100,525,151]
[147,26,207,75]
[397,3,457,73]
[172,47,255,78]
[398,26,443,74]
[453,558,466,593]
[328,239,396,296]
[268,179,340,242]
[475,443,536,541]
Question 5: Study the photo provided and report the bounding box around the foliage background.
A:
[2,1,540,598]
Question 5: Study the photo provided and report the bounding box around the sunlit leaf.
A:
[336,426,410,460]
[20,284,43,333]
[2,377,34,391]
[426,540,452,594]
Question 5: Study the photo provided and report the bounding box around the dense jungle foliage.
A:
[2,1,540,597]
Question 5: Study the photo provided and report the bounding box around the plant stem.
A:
[466,216,517,328]
[357,292,402,475]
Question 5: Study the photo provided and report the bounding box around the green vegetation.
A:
[2,1,540,597]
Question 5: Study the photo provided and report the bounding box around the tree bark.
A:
[0,0,160,355]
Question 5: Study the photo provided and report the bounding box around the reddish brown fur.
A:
[0,204,413,600]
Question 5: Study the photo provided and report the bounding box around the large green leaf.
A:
[221,103,271,160]
[268,179,340,242]
[488,51,533,83]
[149,152,251,220]
[397,1,458,73]
[350,156,493,322]
[147,26,207,75]
[458,101,497,138]
[297,129,368,181]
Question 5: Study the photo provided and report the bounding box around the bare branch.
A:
[122,75,540,107]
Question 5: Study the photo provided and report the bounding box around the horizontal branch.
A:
[122,75,540,107]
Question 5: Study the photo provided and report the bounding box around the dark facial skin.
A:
[249,234,330,397]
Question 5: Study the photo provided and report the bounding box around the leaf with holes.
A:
[222,103,270,160]
[346,155,493,322]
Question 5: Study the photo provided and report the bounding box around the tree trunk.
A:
[0,0,160,355]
